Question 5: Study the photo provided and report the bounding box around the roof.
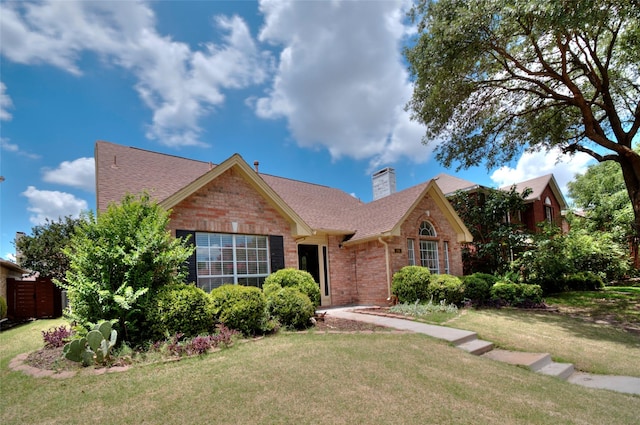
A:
[500,174,568,210]
[432,173,482,196]
[95,141,472,243]
[0,259,28,274]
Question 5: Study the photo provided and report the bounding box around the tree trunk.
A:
[618,154,640,269]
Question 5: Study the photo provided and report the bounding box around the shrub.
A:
[149,284,213,339]
[210,284,267,335]
[0,296,6,319]
[564,272,605,291]
[391,266,431,303]
[490,282,543,307]
[42,325,74,348]
[264,268,320,308]
[427,274,465,305]
[462,273,498,305]
[266,286,315,330]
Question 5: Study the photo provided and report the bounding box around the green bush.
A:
[0,295,7,319]
[564,272,605,291]
[490,282,543,306]
[462,273,498,305]
[266,286,315,330]
[427,274,465,305]
[149,284,213,339]
[210,284,267,335]
[264,268,320,308]
[391,266,431,303]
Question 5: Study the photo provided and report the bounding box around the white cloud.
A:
[21,186,88,225]
[0,82,12,121]
[490,148,594,196]
[42,157,95,192]
[0,138,41,159]
[0,1,271,147]
[255,0,427,167]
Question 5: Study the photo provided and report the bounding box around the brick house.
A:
[95,141,472,307]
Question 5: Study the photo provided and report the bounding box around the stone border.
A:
[8,352,130,379]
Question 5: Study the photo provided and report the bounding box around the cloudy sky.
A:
[0,0,592,260]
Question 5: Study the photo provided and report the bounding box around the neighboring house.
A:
[95,141,472,307]
[434,173,569,233]
[0,259,27,301]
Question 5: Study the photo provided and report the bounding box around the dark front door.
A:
[298,244,320,285]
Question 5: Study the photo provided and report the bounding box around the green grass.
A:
[1,319,639,425]
[544,286,640,325]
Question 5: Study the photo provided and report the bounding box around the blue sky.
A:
[0,0,593,261]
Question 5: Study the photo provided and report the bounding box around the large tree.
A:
[405,0,640,247]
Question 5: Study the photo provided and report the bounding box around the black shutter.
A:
[269,235,285,272]
[176,230,197,285]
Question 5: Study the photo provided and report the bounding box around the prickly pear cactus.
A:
[61,321,118,367]
[63,337,87,363]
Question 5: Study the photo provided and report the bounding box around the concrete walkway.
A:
[324,306,640,396]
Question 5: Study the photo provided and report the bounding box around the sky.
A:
[0,0,594,261]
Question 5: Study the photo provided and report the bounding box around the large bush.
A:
[462,273,498,305]
[427,274,465,305]
[391,266,431,303]
[266,286,315,330]
[490,282,543,307]
[210,284,267,335]
[263,268,320,308]
[0,296,7,319]
[149,284,213,339]
[59,193,194,346]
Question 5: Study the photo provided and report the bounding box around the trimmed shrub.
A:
[427,274,465,306]
[564,272,605,291]
[0,296,6,319]
[391,266,431,303]
[490,282,543,307]
[266,286,315,330]
[264,268,320,308]
[210,284,267,335]
[149,284,213,338]
[462,273,498,305]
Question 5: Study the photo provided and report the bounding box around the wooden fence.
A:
[6,277,62,320]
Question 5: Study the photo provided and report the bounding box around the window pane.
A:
[419,221,436,237]
[419,240,439,274]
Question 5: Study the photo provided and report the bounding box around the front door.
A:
[298,244,331,306]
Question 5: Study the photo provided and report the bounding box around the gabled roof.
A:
[95,141,472,243]
[500,174,568,210]
[432,173,482,196]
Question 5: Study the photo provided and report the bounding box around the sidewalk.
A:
[324,306,640,396]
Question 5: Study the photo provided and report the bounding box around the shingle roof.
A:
[95,141,470,242]
[500,174,568,209]
[432,173,482,196]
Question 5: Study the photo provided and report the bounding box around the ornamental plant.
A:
[263,268,320,308]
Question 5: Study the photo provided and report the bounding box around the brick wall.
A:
[167,168,298,268]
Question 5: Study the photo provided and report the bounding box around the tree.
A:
[14,216,85,281]
[405,0,640,256]
[567,160,633,246]
[448,186,532,275]
[59,193,194,345]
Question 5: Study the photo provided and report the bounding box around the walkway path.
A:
[325,306,640,396]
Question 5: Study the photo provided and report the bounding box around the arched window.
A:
[419,221,436,237]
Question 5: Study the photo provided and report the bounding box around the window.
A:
[196,232,270,292]
[443,241,450,274]
[419,240,439,273]
[419,221,436,237]
[407,238,415,265]
[544,197,553,223]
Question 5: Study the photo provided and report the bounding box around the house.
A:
[433,173,569,233]
[0,259,27,302]
[95,141,472,307]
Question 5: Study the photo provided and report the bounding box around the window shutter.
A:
[176,230,197,284]
[269,235,285,272]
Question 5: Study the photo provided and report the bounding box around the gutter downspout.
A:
[378,237,391,300]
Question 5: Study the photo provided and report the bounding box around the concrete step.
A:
[538,362,575,380]
[482,349,552,371]
[456,339,494,356]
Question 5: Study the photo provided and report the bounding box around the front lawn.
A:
[1,319,638,425]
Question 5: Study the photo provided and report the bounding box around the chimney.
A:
[372,167,396,200]
[254,161,260,173]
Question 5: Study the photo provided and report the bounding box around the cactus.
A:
[62,321,118,367]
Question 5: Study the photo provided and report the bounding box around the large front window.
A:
[419,240,439,274]
[196,232,270,292]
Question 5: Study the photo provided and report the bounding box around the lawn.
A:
[1,319,639,425]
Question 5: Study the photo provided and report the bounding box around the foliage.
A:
[490,282,543,307]
[391,266,431,303]
[265,285,315,330]
[149,283,213,339]
[405,0,640,249]
[0,296,6,319]
[263,268,320,308]
[58,193,194,346]
[209,284,268,335]
[564,272,605,292]
[567,160,634,246]
[462,273,499,305]
[41,325,74,348]
[63,321,117,366]
[153,325,239,357]
[515,224,631,293]
[427,274,465,306]
[449,186,532,274]
[389,299,458,317]
[14,216,85,282]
